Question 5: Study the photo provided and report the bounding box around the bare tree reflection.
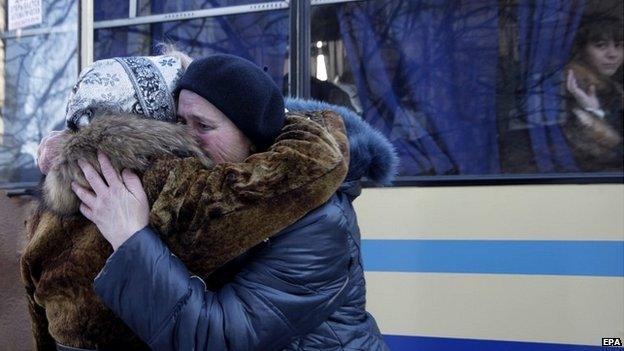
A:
[94,8,288,88]
[0,0,78,183]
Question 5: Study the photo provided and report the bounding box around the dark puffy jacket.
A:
[93,99,398,350]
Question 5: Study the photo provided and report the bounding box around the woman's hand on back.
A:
[71,152,150,250]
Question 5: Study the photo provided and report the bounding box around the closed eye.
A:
[198,122,214,131]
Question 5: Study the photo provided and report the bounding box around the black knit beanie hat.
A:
[175,54,285,151]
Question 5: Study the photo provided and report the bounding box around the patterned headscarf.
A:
[65,55,184,130]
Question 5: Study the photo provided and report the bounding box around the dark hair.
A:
[572,15,623,55]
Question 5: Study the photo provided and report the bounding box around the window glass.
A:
[6,0,77,29]
[311,0,623,177]
[0,0,78,185]
[137,0,283,16]
[95,0,129,21]
[94,10,289,92]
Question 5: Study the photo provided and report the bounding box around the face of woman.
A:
[177,89,252,164]
[584,38,624,77]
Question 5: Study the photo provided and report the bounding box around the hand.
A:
[71,152,149,250]
[37,130,69,174]
[566,69,601,111]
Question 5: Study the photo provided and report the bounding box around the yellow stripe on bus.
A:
[364,272,624,347]
[355,185,624,240]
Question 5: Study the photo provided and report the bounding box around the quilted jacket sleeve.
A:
[93,195,352,351]
[142,111,349,277]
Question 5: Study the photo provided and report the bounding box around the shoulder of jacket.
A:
[248,193,352,285]
[256,194,347,246]
[295,193,348,228]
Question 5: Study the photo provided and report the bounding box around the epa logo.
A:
[602,338,623,347]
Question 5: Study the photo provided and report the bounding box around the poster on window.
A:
[8,0,42,30]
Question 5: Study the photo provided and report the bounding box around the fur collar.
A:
[43,114,211,215]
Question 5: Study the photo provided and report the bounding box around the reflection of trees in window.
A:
[316,0,621,176]
[164,12,288,79]
[335,0,500,176]
[136,0,275,16]
[95,11,288,89]
[0,0,78,183]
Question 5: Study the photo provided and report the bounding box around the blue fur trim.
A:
[285,98,398,185]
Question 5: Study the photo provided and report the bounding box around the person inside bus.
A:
[563,14,623,171]
[32,53,394,350]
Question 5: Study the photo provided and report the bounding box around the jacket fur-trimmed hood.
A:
[43,114,211,215]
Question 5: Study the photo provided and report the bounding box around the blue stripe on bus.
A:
[383,334,609,350]
[362,240,624,276]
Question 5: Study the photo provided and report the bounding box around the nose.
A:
[605,42,619,58]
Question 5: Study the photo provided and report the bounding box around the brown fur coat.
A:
[563,61,623,170]
[20,110,349,350]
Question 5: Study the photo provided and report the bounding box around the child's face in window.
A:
[584,38,624,77]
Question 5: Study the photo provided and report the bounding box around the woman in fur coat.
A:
[28,54,395,350]
[563,15,623,171]
[22,53,354,350]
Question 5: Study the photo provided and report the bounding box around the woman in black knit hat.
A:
[58,53,392,350]
[27,51,354,350]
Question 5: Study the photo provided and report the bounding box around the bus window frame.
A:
[1,0,622,192]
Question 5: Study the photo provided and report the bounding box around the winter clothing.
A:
[66,55,184,130]
[91,98,397,351]
[562,61,623,171]
[285,98,398,185]
[174,54,285,151]
[43,114,210,215]
[21,109,349,350]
